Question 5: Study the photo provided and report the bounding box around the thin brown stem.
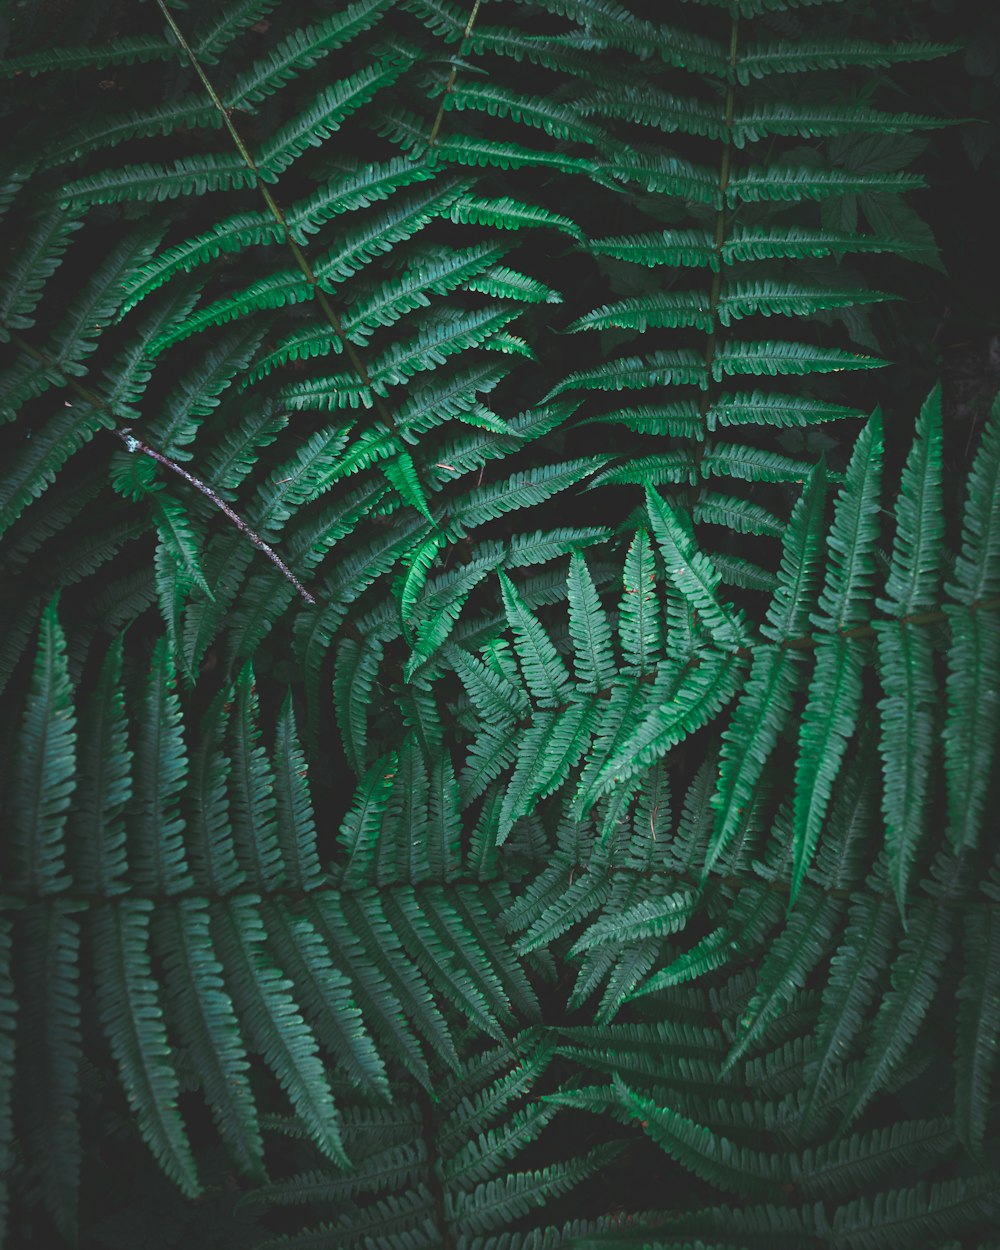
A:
[116,427,317,605]
[155,1,420,467]
[6,329,316,604]
[426,0,483,150]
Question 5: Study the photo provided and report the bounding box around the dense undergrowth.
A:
[1,0,999,1247]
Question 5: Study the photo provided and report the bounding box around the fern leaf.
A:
[257,58,410,180]
[192,0,280,62]
[453,645,530,722]
[731,102,939,147]
[120,213,284,314]
[0,207,82,338]
[618,531,661,675]
[710,390,864,429]
[583,654,745,811]
[61,155,256,207]
[876,622,936,911]
[227,0,391,104]
[724,225,913,263]
[215,896,348,1167]
[381,889,506,1040]
[70,636,131,896]
[185,691,243,897]
[339,754,399,888]
[498,698,600,843]
[955,907,1000,1159]
[151,492,213,600]
[943,609,1000,855]
[384,450,434,521]
[729,164,924,204]
[549,350,706,397]
[693,494,784,538]
[514,866,614,956]
[791,637,865,903]
[334,636,384,775]
[341,890,459,1068]
[572,891,698,952]
[130,639,194,895]
[583,402,703,439]
[725,883,844,1068]
[345,244,509,344]
[645,489,749,651]
[595,13,730,74]
[567,292,712,334]
[839,894,954,1129]
[702,442,825,486]
[0,36,180,77]
[948,389,1000,606]
[447,193,584,240]
[370,306,527,392]
[879,386,945,616]
[801,883,898,1125]
[154,900,264,1180]
[91,901,199,1196]
[151,271,311,355]
[711,340,884,379]
[600,152,720,204]
[587,229,717,270]
[827,1175,999,1249]
[737,37,955,82]
[763,465,828,642]
[398,532,444,637]
[20,903,83,1239]
[707,646,805,877]
[813,411,884,631]
[633,881,784,997]
[567,552,616,690]
[288,157,439,242]
[450,1143,624,1236]
[446,455,602,533]
[38,98,221,172]
[581,83,727,140]
[444,80,604,145]
[11,600,75,894]
[615,1081,785,1199]
[498,571,572,706]
[262,902,388,1098]
[229,666,284,890]
[304,894,432,1085]
[715,280,892,325]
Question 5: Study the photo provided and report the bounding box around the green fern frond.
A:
[0,36,181,77]
[10,601,75,895]
[256,58,411,180]
[736,37,956,83]
[226,0,392,106]
[91,901,200,1196]
[728,165,924,205]
[61,155,257,207]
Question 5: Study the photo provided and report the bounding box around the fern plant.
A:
[1,0,998,1247]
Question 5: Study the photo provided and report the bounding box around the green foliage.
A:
[1,0,998,1248]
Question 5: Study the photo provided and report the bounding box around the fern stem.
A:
[116,428,317,606]
[426,0,484,150]
[699,13,740,432]
[5,329,316,605]
[154,0,430,507]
